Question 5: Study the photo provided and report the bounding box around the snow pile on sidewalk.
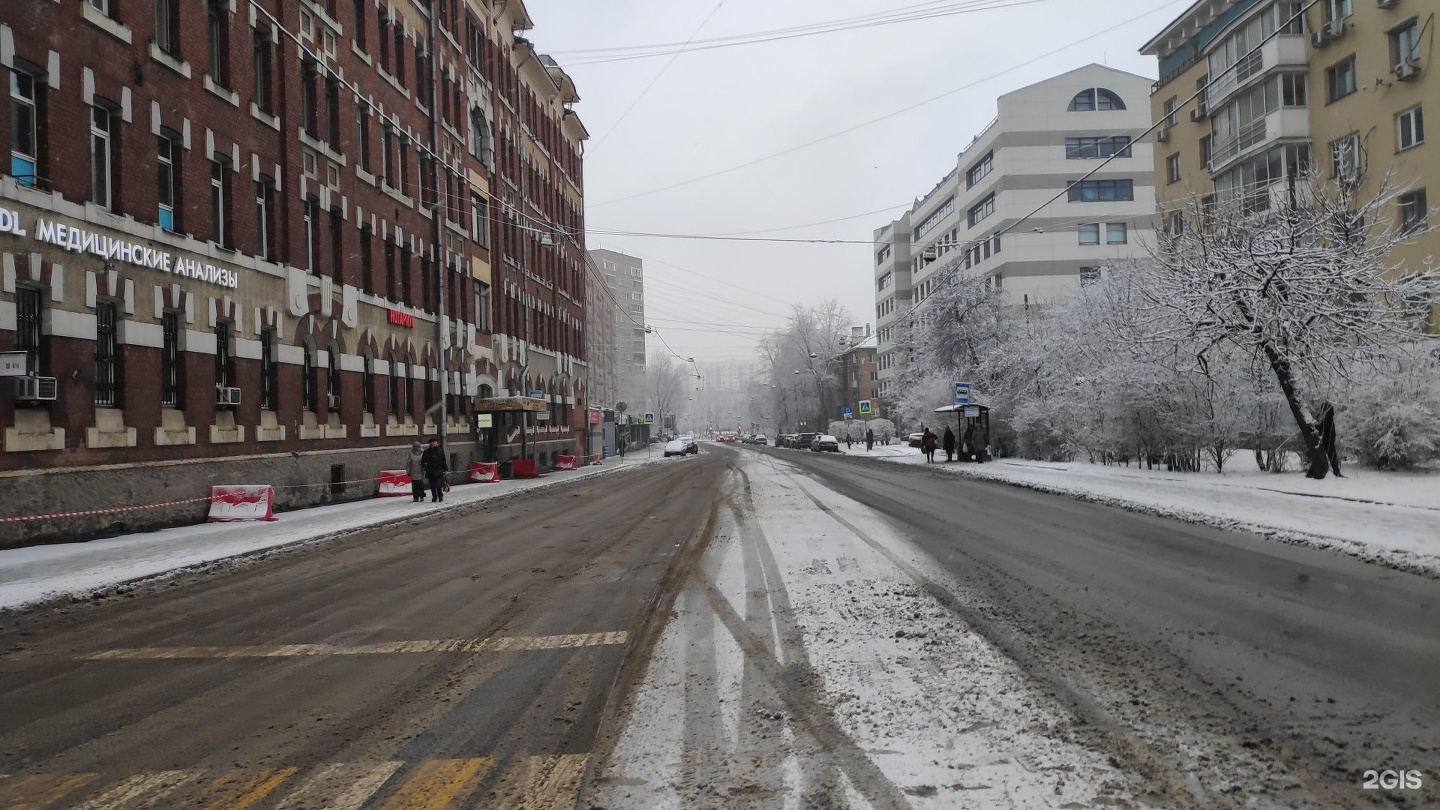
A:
[0,455,669,611]
[878,453,1440,575]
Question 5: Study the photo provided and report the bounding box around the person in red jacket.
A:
[922,428,937,463]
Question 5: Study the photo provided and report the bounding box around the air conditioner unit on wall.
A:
[1157,127,1170,143]
[217,386,242,406]
[1395,60,1421,81]
[15,376,58,402]
[1190,105,1207,122]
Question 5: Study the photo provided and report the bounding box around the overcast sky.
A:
[526,0,1188,363]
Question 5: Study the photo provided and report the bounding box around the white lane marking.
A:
[71,770,200,809]
[273,762,403,810]
[85,632,629,660]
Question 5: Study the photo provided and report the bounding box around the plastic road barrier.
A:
[469,462,500,483]
[555,455,578,471]
[207,485,278,522]
[377,470,411,497]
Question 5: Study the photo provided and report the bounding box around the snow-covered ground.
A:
[0,454,670,611]
[591,454,1142,808]
[833,443,1440,575]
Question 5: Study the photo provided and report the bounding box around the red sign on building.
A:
[388,309,415,328]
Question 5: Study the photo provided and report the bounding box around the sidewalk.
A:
[0,454,670,611]
[839,446,1440,576]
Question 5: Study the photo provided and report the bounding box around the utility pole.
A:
[424,6,449,460]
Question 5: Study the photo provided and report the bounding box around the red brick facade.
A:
[0,0,587,491]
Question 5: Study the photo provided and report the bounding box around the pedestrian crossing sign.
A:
[857,400,872,416]
[643,412,655,424]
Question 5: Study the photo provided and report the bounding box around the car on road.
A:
[663,439,687,457]
[750,434,767,445]
[908,432,925,448]
[796,432,818,450]
[680,435,699,454]
[811,434,840,452]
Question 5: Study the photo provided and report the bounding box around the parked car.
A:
[680,435,699,454]
[796,432,818,450]
[908,432,925,448]
[811,434,840,452]
[663,438,687,457]
[751,434,767,446]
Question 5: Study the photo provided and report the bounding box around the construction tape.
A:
[0,496,215,524]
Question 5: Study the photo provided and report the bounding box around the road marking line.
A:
[199,767,299,810]
[372,758,493,810]
[0,772,100,809]
[489,755,589,810]
[71,770,201,810]
[85,632,629,660]
[273,762,403,810]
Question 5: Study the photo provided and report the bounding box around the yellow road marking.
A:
[488,754,590,810]
[373,758,493,810]
[199,767,299,809]
[273,762,403,810]
[85,631,629,660]
[0,772,99,809]
[71,770,200,809]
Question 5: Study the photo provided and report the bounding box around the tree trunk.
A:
[1259,340,1330,479]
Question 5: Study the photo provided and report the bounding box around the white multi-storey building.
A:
[873,64,1158,400]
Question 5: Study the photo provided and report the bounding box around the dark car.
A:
[796,432,818,450]
[908,432,925,448]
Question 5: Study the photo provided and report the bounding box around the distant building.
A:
[589,249,647,408]
[873,64,1158,401]
[697,360,759,393]
[837,326,878,422]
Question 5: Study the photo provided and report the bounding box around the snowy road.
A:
[590,447,1439,809]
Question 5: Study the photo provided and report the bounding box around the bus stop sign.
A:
[953,382,971,406]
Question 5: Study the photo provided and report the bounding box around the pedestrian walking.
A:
[845,433,853,449]
[943,426,956,463]
[421,438,448,502]
[406,441,425,502]
[865,428,874,452]
[922,428,937,463]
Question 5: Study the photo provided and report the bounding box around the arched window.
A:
[469,108,493,167]
[1068,88,1127,111]
[302,342,316,412]
[327,346,341,412]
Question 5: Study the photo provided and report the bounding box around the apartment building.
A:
[837,326,878,420]
[1141,0,1436,319]
[873,64,1157,401]
[696,360,759,393]
[0,0,586,542]
[589,248,647,408]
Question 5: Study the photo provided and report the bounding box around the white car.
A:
[663,439,686,457]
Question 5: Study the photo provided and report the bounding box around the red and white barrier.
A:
[469,462,500,483]
[207,485,277,522]
[592,453,603,466]
[555,455,578,471]
[377,470,412,497]
[512,458,538,479]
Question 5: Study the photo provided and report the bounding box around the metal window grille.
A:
[16,287,41,373]
[161,311,180,408]
[260,330,276,410]
[95,302,118,407]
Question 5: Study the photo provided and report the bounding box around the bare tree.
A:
[1133,171,1440,479]
[648,353,689,437]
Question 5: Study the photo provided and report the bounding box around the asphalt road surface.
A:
[2,444,1436,808]
[754,445,1439,808]
[0,455,730,809]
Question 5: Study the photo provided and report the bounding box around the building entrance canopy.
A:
[473,396,550,413]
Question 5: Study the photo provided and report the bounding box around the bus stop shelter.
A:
[933,403,991,462]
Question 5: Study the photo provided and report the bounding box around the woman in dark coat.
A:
[942,426,957,462]
[922,429,937,463]
[421,438,448,502]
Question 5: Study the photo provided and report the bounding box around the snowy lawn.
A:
[870,452,1440,575]
[0,454,672,611]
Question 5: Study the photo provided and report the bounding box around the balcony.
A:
[1206,35,1308,109]
[1209,108,1309,175]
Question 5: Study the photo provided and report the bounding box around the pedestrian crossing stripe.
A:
[0,756,588,810]
[84,631,629,660]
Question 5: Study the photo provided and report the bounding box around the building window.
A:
[356,103,372,172]
[1280,73,1307,107]
[1326,56,1356,103]
[1067,179,1134,202]
[300,59,319,137]
[256,176,275,260]
[90,104,115,209]
[1068,88,1126,111]
[474,280,491,332]
[1397,106,1424,152]
[396,133,409,192]
[161,311,181,408]
[353,0,367,51]
[302,344,316,412]
[1399,189,1427,235]
[155,0,178,55]
[328,207,342,280]
[471,195,489,247]
[252,28,274,113]
[399,246,411,304]
[327,347,340,412]
[95,301,119,407]
[215,321,232,389]
[393,26,406,86]
[466,16,485,72]
[157,135,179,231]
[1168,210,1185,236]
[966,151,993,188]
[303,197,319,272]
[1200,135,1212,169]
[1330,132,1361,181]
[1079,267,1101,285]
[1065,136,1132,159]
[380,124,393,185]
[1392,19,1421,70]
[16,286,42,375]
[378,11,391,71]
[207,0,229,86]
[384,239,397,299]
[388,354,400,417]
[359,224,373,292]
[1106,222,1128,244]
[967,194,994,228]
[260,328,276,410]
[1078,223,1100,245]
[1162,96,1178,127]
[1167,153,1181,184]
[362,352,374,414]
[210,158,231,248]
[1323,0,1352,24]
[10,69,42,186]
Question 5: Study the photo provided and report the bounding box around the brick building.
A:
[0,0,587,544]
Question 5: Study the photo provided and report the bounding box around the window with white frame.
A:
[90,103,116,209]
[1330,132,1361,180]
[10,68,43,186]
[157,135,179,231]
[1106,222,1127,244]
[1398,105,1424,151]
[1399,189,1427,235]
[210,157,231,247]
[1326,56,1356,103]
[1392,19,1421,70]
[1078,223,1100,245]
[1167,153,1181,184]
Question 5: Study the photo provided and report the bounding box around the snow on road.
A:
[0,454,669,611]
[834,444,1440,574]
[591,453,1141,808]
